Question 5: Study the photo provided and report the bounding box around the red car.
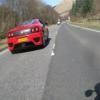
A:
[6,19,49,54]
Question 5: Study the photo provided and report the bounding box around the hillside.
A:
[54,0,74,17]
[94,0,100,12]
[54,0,100,17]
[71,0,100,31]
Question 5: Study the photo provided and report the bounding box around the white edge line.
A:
[68,23,100,33]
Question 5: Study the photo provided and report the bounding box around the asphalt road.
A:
[1,23,100,100]
[0,25,59,100]
[42,23,100,100]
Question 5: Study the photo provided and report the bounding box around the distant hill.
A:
[54,0,100,18]
[94,0,100,12]
[54,0,74,17]
[92,0,100,18]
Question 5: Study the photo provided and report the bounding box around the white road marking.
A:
[69,23,100,33]
[51,50,55,56]
[53,44,55,49]
[51,44,55,56]
[0,49,8,56]
[50,29,58,57]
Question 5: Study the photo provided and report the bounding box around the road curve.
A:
[42,23,100,100]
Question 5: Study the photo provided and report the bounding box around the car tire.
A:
[11,50,16,54]
[42,37,46,48]
[46,30,49,42]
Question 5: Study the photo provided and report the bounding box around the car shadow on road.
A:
[14,38,51,54]
[85,83,100,100]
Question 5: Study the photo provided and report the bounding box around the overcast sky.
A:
[43,0,62,6]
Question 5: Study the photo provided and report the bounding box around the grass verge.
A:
[71,18,100,31]
[0,39,8,52]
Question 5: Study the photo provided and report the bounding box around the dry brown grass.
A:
[0,39,7,51]
[71,18,100,30]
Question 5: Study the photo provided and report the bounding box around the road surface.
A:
[43,23,100,100]
[0,25,59,100]
[0,23,100,100]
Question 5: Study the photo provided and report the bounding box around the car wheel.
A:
[11,50,16,54]
[42,37,46,48]
[47,30,49,39]
[46,30,49,42]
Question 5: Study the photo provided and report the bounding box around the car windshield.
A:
[19,19,38,25]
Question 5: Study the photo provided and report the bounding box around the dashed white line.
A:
[51,44,56,56]
[51,50,55,56]
[50,27,58,57]
[53,44,55,49]
[51,43,56,56]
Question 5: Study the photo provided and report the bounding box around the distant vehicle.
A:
[57,21,61,25]
[57,19,61,25]
[6,19,49,54]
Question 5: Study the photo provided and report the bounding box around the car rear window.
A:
[19,19,38,25]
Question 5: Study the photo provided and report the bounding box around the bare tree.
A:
[0,0,59,39]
